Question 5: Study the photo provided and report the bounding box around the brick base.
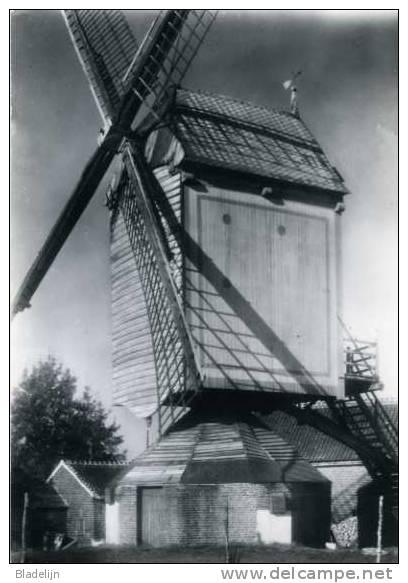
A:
[116,482,330,548]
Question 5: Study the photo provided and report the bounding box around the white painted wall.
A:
[105,502,120,545]
[256,510,292,544]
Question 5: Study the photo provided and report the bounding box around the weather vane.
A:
[283,69,302,117]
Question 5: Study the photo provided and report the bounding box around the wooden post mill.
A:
[12,10,397,548]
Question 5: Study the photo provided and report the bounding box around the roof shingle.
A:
[118,410,328,486]
[64,461,131,497]
[165,89,348,195]
[265,401,398,463]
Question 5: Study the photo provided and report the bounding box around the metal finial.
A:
[282,70,302,118]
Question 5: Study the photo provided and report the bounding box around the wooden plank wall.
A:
[110,166,186,426]
[110,208,158,417]
[184,184,341,398]
[153,166,183,293]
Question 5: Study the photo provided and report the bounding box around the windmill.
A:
[13,10,397,547]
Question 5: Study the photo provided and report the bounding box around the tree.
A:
[11,357,125,480]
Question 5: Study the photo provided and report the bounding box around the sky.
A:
[10,10,398,457]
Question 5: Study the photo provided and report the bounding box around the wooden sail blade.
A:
[63,10,138,124]
[120,10,217,132]
[12,131,122,318]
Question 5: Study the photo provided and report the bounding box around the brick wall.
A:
[116,481,330,547]
[117,486,137,545]
[50,466,98,545]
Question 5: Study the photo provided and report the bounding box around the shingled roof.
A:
[265,400,398,464]
[117,410,328,486]
[157,88,348,195]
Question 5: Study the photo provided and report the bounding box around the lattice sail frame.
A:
[112,145,202,434]
[63,9,216,131]
[62,9,216,432]
[13,10,217,431]
[12,10,217,318]
[63,10,139,124]
[124,10,217,131]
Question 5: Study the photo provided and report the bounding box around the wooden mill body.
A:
[110,89,348,429]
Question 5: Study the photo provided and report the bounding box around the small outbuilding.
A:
[48,460,129,545]
[11,469,68,550]
[111,410,331,548]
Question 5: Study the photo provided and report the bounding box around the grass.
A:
[11,544,398,564]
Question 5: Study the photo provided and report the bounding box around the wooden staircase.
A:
[330,389,398,515]
[284,390,398,520]
[282,317,398,520]
[341,319,397,517]
[335,390,397,466]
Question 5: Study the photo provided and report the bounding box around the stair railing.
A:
[338,315,378,380]
[337,316,398,466]
[356,391,398,463]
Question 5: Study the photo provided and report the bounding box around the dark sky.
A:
[10,10,397,456]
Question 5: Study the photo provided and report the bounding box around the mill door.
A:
[140,487,166,546]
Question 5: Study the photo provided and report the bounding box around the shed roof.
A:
[117,410,328,486]
[49,460,131,498]
[156,89,348,195]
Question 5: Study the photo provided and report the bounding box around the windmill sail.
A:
[111,150,201,426]
[12,10,216,318]
[123,10,217,132]
[11,135,121,317]
[63,10,138,124]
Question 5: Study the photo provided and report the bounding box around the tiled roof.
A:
[167,89,348,195]
[265,401,398,464]
[64,461,131,497]
[118,410,328,486]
